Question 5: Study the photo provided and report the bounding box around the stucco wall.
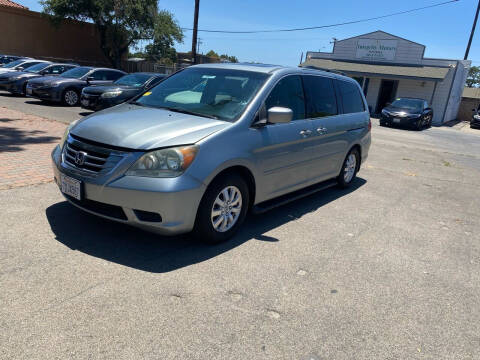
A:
[0,5,110,66]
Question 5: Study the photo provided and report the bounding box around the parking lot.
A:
[1,92,480,359]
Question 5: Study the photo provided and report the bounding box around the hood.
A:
[384,105,420,115]
[28,76,83,87]
[70,103,231,150]
[83,84,140,95]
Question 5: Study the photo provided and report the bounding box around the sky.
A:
[18,0,480,66]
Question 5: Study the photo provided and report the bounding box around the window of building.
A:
[302,75,337,118]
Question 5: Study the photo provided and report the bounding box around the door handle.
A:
[300,130,312,137]
[316,127,327,135]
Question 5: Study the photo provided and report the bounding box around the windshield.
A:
[115,73,152,87]
[391,98,424,111]
[60,67,91,79]
[134,68,269,121]
[3,60,24,68]
[26,63,51,73]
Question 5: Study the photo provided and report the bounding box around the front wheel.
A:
[337,148,360,188]
[194,174,250,244]
[63,89,79,106]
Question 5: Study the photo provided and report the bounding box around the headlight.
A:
[59,119,79,148]
[101,90,122,98]
[407,114,421,118]
[126,146,199,178]
[381,109,389,116]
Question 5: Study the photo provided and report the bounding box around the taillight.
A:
[368,119,372,131]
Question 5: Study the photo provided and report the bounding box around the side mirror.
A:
[267,107,293,124]
[17,66,24,71]
[86,76,95,83]
[424,107,432,112]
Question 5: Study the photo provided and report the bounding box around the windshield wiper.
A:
[159,106,219,120]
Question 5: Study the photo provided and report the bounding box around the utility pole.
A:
[465,0,480,60]
[191,0,200,64]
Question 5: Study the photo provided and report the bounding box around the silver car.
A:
[51,63,371,243]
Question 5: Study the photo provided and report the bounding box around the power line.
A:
[181,0,459,34]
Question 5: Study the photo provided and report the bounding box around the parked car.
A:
[471,107,480,129]
[0,55,28,66]
[380,97,433,130]
[0,59,48,74]
[26,66,126,106]
[51,64,371,243]
[80,72,166,111]
[0,62,77,95]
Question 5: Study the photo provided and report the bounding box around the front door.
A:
[375,79,398,113]
[254,75,316,197]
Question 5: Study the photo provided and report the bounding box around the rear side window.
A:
[302,75,337,118]
[337,80,365,114]
[265,75,305,120]
[106,71,124,81]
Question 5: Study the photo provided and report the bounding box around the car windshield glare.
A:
[115,73,152,87]
[26,63,51,73]
[60,67,91,79]
[3,60,24,68]
[391,98,424,111]
[134,67,269,122]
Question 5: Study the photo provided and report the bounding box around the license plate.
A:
[26,88,32,95]
[60,174,82,200]
[393,118,401,123]
[81,99,89,107]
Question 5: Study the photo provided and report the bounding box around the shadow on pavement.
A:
[46,178,366,273]
[0,123,60,152]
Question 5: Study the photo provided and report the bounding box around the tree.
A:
[41,0,183,69]
[466,66,480,88]
[144,10,183,63]
[206,50,238,63]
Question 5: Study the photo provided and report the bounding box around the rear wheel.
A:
[63,89,79,106]
[194,174,249,244]
[337,148,360,188]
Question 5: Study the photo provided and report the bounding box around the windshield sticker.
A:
[143,91,152,96]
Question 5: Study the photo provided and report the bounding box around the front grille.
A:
[62,136,126,175]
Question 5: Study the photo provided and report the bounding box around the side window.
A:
[106,71,124,81]
[265,75,305,120]
[45,65,64,74]
[302,75,337,118]
[337,80,365,114]
[424,101,429,110]
[91,70,107,80]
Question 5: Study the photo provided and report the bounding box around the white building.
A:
[302,31,470,125]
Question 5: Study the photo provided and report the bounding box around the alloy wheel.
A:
[343,153,357,183]
[210,186,242,233]
[64,90,78,106]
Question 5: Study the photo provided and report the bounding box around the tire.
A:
[194,174,250,244]
[426,115,432,128]
[415,119,423,131]
[379,120,386,127]
[337,148,360,188]
[63,88,79,106]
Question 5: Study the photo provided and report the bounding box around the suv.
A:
[51,64,371,243]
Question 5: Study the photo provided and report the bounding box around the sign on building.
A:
[355,39,398,61]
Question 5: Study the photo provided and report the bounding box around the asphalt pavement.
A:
[1,96,480,359]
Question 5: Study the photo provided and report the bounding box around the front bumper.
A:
[81,93,124,111]
[471,117,480,128]
[0,80,16,92]
[381,114,420,127]
[51,144,206,236]
[26,85,62,102]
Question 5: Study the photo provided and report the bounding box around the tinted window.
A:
[390,98,424,111]
[265,75,305,120]
[91,70,110,80]
[60,67,91,79]
[135,67,269,122]
[337,80,365,114]
[25,63,51,73]
[303,75,337,118]
[19,61,42,70]
[105,70,124,80]
[114,73,152,86]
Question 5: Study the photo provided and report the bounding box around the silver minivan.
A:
[51,64,371,243]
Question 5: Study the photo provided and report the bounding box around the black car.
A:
[26,66,126,106]
[0,55,28,66]
[471,107,480,129]
[0,62,77,95]
[0,59,46,73]
[380,98,433,130]
[80,72,166,111]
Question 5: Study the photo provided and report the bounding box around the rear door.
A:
[302,74,344,180]
[254,75,316,197]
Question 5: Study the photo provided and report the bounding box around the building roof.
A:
[0,0,28,9]
[301,58,449,82]
[462,87,480,99]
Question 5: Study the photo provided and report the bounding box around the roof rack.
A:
[299,65,347,76]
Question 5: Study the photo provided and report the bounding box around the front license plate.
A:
[81,99,89,107]
[393,118,401,123]
[26,88,32,95]
[60,174,82,200]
